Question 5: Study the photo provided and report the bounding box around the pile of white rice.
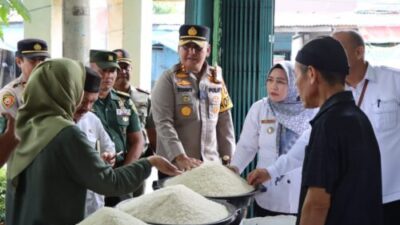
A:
[117,184,230,224]
[243,215,297,225]
[77,207,148,225]
[164,162,255,197]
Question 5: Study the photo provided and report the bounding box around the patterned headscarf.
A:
[9,58,85,180]
[267,61,315,135]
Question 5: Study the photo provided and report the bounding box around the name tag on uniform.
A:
[116,108,131,116]
[261,119,275,124]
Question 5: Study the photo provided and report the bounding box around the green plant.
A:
[0,0,30,39]
[153,2,176,14]
[0,167,6,222]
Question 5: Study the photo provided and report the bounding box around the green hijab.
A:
[8,58,85,180]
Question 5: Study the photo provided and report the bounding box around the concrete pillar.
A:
[107,0,152,90]
[123,0,152,90]
[63,0,91,62]
[24,0,62,58]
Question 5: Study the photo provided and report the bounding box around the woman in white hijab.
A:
[230,61,315,216]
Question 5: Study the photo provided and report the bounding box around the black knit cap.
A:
[16,38,50,59]
[179,24,210,48]
[84,66,101,93]
[295,36,349,75]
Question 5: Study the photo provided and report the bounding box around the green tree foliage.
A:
[0,0,30,39]
[153,2,176,14]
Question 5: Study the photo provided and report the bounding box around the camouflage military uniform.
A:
[128,86,155,152]
[151,63,236,162]
[0,75,26,117]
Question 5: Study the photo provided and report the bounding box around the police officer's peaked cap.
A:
[89,49,120,70]
[179,24,210,48]
[113,49,131,65]
[296,36,349,75]
[16,38,50,59]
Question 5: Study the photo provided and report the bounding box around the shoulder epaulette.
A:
[114,90,130,98]
[172,63,182,73]
[12,81,26,88]
[135,87,150,95]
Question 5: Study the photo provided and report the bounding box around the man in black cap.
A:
[151,24,235,174]
[89,49,143,206]
[293,36,382,225]
[74,67,117,216]
[0,38,50,117]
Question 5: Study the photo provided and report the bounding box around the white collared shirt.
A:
[76,111,116,217]
[348,63,400,203]
[231,98,302,213]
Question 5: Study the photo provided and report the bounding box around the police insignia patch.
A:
[33,43,42,50]
[188,27,197,36]
[212,105,220,114]
[180,106,192,117]
[219,84,233,112]
[182,95,191,103]
[2,93,15,109]
[212,96,220,105]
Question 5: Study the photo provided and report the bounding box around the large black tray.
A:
[153,178,266,205]
[116,199,238,225]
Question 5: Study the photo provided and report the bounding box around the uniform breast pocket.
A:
[208,93,221,120]
[176,92,197,120]
[117,115,130,127]
[371,99,399,132]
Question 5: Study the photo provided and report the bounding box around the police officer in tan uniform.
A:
[151,24,236,175]
[0,39,49,117]
[113,49,156,156]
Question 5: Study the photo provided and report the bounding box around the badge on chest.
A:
[116,108,131,116]
[261,119,276,134]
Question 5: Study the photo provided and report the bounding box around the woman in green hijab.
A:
[7,58,180,225]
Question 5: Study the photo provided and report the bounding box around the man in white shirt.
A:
[249,30,400,225]
[74,67,116,216]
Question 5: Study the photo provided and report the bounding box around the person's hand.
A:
[226,165,239,174]
[247,168,271,186]
[148,155,182,176]
[101,151,116,166]
[1,113,19,147]
[173,154,202,171]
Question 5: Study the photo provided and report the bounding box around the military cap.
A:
[113,49,132,64]
[179,24,210,48]
[89,49,120,70]
[16,38,50,59]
